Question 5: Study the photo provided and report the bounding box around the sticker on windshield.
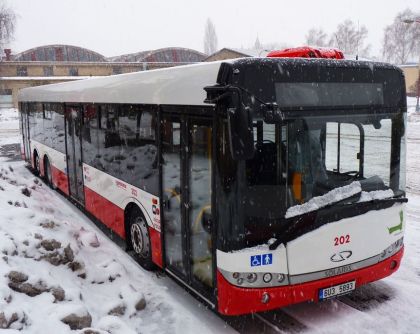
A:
[250,254,273,267]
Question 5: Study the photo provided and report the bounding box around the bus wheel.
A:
[34,152,40,175]
[44,157,53,188]
[129,208,154,270]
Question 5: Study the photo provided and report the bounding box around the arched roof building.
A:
[13,44,107,62]
[109,47,206,63]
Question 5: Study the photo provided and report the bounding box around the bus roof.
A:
[18,60,225,106]
[18,58,404,107]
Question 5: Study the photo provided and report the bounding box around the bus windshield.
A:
[216,111,406,251]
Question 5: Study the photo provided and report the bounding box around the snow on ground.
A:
[0,108,234,334]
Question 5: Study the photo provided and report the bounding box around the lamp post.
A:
[403,18,420,112]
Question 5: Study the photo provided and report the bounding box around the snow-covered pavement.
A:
[0,97,419,333]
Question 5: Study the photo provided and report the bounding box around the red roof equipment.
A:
[267,46,344,59]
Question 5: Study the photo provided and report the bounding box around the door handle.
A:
[78,160,82,167]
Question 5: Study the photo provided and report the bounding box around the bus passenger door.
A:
[187,119,214,291]
[65,106,85,204]
[162,116,187,277]
[21,105,31,163]
[161,115,215,301]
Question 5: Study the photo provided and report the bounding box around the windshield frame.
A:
[215,108,406,252]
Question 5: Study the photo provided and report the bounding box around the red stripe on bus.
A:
[217,247,404,315]
[84,186,125,239]
[51,165,69,195]
[149,227,163,268]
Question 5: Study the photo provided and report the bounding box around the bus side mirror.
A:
[227,90,255,160]
[203,84,254,160]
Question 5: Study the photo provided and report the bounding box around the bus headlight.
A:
[277,273,285,283]
[263,273,272,283]
[382,237,404,258]
[246,273,258,283]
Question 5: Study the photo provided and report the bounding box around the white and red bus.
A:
[18,53,407,315]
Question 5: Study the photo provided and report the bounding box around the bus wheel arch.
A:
[124,203,155,270]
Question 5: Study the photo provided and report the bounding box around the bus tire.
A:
[44,157,53,188]
[128,207,154,270]
[33,151,40,176]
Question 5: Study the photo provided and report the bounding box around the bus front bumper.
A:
[217,247,404,315]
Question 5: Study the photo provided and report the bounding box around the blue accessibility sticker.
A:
[250,255,261,267]
[262,253,272,265]
[250,253,273,267]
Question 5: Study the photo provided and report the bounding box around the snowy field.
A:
[0,97,419,333]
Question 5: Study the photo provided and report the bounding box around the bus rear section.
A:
[208,58,407,315]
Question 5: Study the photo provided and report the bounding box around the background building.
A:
[0,45,206,108]
[399,63,420,96]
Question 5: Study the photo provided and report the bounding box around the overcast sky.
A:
[7,0,420,58]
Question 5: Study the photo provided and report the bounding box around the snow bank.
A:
[285,181,362,219]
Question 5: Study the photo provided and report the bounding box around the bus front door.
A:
[65,106,85,204]
[161,115,215,302]
[21,106,31,163]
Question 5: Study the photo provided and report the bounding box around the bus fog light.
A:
[277,273,285,283]
[261,292,270,304]
[237,278,244,285]
[246,273,258,283]
[390,260,398,270]
[263,273,272,283]
[233,272,240,279]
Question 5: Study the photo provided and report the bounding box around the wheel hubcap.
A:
[131,217,150,258]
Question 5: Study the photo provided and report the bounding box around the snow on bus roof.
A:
[18,57,401,107]
[18,60,229,106]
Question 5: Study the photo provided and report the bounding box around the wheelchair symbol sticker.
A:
[250,255,261,267]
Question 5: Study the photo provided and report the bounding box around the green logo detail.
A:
[387,210,404,234]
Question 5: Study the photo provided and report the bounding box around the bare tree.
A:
[0,1,16,49]
[254,36,262,50]
[382,9,420,64]
[330,19,370,56]
[203,18,218,55]
[305,28,328,47]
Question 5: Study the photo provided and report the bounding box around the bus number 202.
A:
[334,235,350,246]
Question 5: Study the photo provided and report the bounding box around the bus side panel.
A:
[149,228,163,268]
[84,186,125,239]
[83,164,162,266]
[52,165,69,195]
[30,140,69,195]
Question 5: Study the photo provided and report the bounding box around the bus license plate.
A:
[319,281,356,300]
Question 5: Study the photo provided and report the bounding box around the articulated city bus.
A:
[18,55,407,315]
